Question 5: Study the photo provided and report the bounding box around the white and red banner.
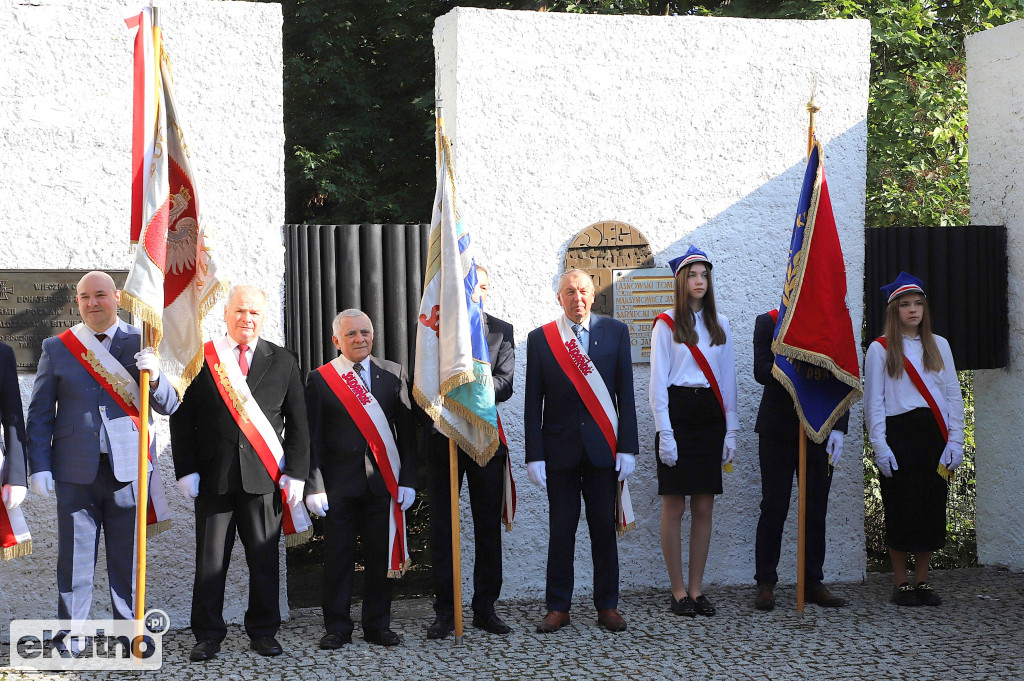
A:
[123,8,226,397]
[0,453,31,561]
[541,317,635,535]
[317,359,410,577]
[205,339,312,545]
[59,324,172,534]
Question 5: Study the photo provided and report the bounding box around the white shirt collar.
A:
[93,319,122,339]
[228,335,259,353]
[565,314,591,331]
[336,353,373,372]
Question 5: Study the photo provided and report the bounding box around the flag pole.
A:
[449,438,464,643]
[796,84,819,616]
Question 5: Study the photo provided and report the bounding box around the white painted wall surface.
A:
[967,19,1024,572]
[0,0,286,629]
[435,8,871,604]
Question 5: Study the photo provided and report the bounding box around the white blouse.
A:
[864,334,964,454]
[649,308,739,433]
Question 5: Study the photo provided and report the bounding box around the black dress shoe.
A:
[250,636,283,656]
[670,594,697,617]
[364,629,401,646]
[692,594,716,617]
[189,639,221,662]
[472,612,511,635]
[319,632,352,650]
[754,583,776,612]
[804,584,848,608]
[915,581,942,606]
[427,615,455,639]
[892,582,920,606]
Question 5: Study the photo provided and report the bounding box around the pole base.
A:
[454,635,465,645]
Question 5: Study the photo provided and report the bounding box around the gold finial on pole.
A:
[806,74,820,159]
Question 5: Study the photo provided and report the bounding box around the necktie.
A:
[95,333,107,344]
[237,344,250,377]
[572,323,584,346]
[353,362,368,388]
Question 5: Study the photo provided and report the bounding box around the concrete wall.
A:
[435,8,871,602]
[0,0,286,629]
[967,19,1024,572]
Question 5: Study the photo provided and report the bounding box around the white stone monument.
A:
[434,8,871,602]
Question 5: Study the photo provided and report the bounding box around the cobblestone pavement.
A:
[3,567,1023,680]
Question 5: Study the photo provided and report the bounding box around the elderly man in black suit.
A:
[753,309,849,611]
[524,269,639,634]
[303,309,416,648]
[170,284,309,661]
[425,265,514,639]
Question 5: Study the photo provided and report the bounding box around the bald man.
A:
[27,270,178,626]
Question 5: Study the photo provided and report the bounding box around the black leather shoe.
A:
[472,612,511,635]
[189,639,221,662]
[693,594,716,617]
[915,581,942,606]
[804,584,848,608]
[754,583,776,612]
[250,636,283,656]
[670,594,697,617]
[427,615,455,639]
[364,629,401,646]
[319,632,352,650]
[892,582,920,606]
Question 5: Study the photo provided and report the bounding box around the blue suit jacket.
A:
[524,315,639,470]
[27,323,179,485]
[0,342,28,487]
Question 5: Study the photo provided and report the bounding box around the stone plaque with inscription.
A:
[0,270,129,372]
[563,221,653,315]
[613,267,675,363]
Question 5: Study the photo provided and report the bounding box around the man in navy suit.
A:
[27,270,178,624]
[302,309,416,649]
[524,269,638,633]
[752,310,848,611]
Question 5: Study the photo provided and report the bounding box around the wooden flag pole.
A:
[796,82,819,616]
[133,323,153,653]
[449,438,464,643]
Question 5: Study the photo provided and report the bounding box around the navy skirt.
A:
[655,386,725,496]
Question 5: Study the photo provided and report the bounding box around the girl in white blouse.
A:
[864,272,964,607]
[649,246,738,618]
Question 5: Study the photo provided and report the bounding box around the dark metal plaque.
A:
[0,270,129,372]
[563,221,653,315]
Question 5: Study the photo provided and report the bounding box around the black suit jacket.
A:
[753,312,849,437]
[524,315,639,470]
[305,356,415,498]
[485,313,515,407]
[0,342,27,487]
[170,338,309,495]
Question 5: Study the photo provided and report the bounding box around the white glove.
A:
[397,486,416,512]
[305,492,329,517]
[29,471,54,498]
[279,474,305,506]
[527,461,547,488]
[134,347,161,381]
[941,442,964,471]
[2,484,27,510]
[826,430,844,467]
[615,453,636,482]
[177,472,200,500]
[722,430,737,465]
[658,431,678,467]
[875,447,898,478]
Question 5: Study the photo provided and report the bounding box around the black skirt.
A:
[655,386,725,496]
[878,407,948,552]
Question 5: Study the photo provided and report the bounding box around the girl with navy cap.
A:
[865,272,965,606]
[649,245,738,617]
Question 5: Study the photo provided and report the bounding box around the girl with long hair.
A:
[649,246,738,617]
[865,272,965,606]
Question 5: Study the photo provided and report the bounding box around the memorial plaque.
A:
[613,267,675,363]
[563,221,653,315]
[0,270,129,373]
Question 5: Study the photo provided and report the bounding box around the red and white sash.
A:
[874,337,954,480]
[0,452,31,560]
[542,317,635,535]
[205,338,313,545]
[654,313,732,472]
[316,358,409,576]
[59,324,171,535]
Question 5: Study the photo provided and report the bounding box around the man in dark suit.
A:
[1,340,28,512]
[303,309,415,648]
[27,270,178,625]
[170,284,309,661]
[426,266,514,639]
[753,310,849,611]
[524,269,638,633]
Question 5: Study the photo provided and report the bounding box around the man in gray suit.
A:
[27,270,179,624]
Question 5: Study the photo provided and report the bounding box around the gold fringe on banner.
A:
[2,540,33,561]
[387,560,411,579]
[285,527,313,548]
[146,520,172,539]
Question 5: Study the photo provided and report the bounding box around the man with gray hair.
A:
[171,284,309,661]
[303,309,416,648]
